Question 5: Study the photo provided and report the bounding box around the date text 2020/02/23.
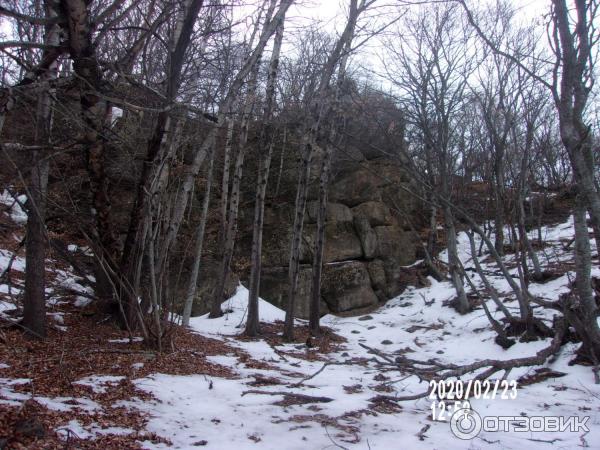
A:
[429,380,518,422]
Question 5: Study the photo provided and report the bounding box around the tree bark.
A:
[443,205,469,314]
[120,0,205,290]
[569,195,600,361]
[182,144,215,326]
[246,12,285,336]
[22,0,61,339]
[210,67,261,318]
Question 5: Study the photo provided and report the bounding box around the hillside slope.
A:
[0,192,599,449]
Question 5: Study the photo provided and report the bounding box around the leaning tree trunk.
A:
[283,140,314,340]
[246,12,285,336]
[119,0,205,326]
[153,0,295,294]
[443,205,470,314]
[514,132,534,279]
[181,144,215,326]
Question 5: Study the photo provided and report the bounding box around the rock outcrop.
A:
[245,158,420,319]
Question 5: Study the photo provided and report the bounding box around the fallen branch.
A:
[289,362,332,387]
[241,390,334,404]
[363,316,566,388]
[288,360,359,388]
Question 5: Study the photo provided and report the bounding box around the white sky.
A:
[266,0,555,90]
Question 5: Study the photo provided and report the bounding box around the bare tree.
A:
[283,0,373,341]
[385,3,473,313]
[245,8,286,336]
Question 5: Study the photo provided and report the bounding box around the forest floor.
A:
[0,191,599,449]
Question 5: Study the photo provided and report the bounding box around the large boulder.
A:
[302,222,363,263]
[260,266,330,319]
[374,226,417,297]
[321,261,379,313]
[352,201,393,226]
[263,205,293,227]
[306,201,353,224]
[374,225,415,266]
[254,225,313,266]
[329,168,384,207]
[233,154,421,319]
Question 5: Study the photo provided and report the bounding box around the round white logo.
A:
[450,408,482,440]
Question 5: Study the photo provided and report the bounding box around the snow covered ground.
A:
[0,201,599,448]
[129,219,600,449]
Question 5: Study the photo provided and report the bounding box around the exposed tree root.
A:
[359,316,566,399]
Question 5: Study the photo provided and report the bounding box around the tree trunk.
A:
[210,67,260,318]
[443,205,469,314]
[63,0,124,321]
[283,0,362,341]
[120,0,205,322]
[493,152,505,256]
[23,149,49,338]
[466,231,513,320]
[274,127,287,197]
[22,0,61,339]
[220,117,234,228]
[156,2,295,315]
[569,195,600,362]
[283,142,313,340]
[427,203,437,257]
[309,141,333,335]
[246,13,285,336]
[246,142,274,336]
[182,145,215,327]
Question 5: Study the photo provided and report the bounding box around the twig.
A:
[241,390,334,403]
[289,362,332,388]
[324,425,349,450]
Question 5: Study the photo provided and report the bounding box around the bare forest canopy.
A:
[1,0,600,391]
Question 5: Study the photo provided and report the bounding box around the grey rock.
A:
[186,258,239,317]
[322,261,379,312]
[352,201,393,226]
[354,217,378,259]
[306,222,363,263]
[329,168,384,207]
[259,266,330,320]
[306,201,353,224]
[374,225,415,265]
[367,259,387,290]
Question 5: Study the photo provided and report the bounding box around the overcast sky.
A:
[263,0,554,91]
